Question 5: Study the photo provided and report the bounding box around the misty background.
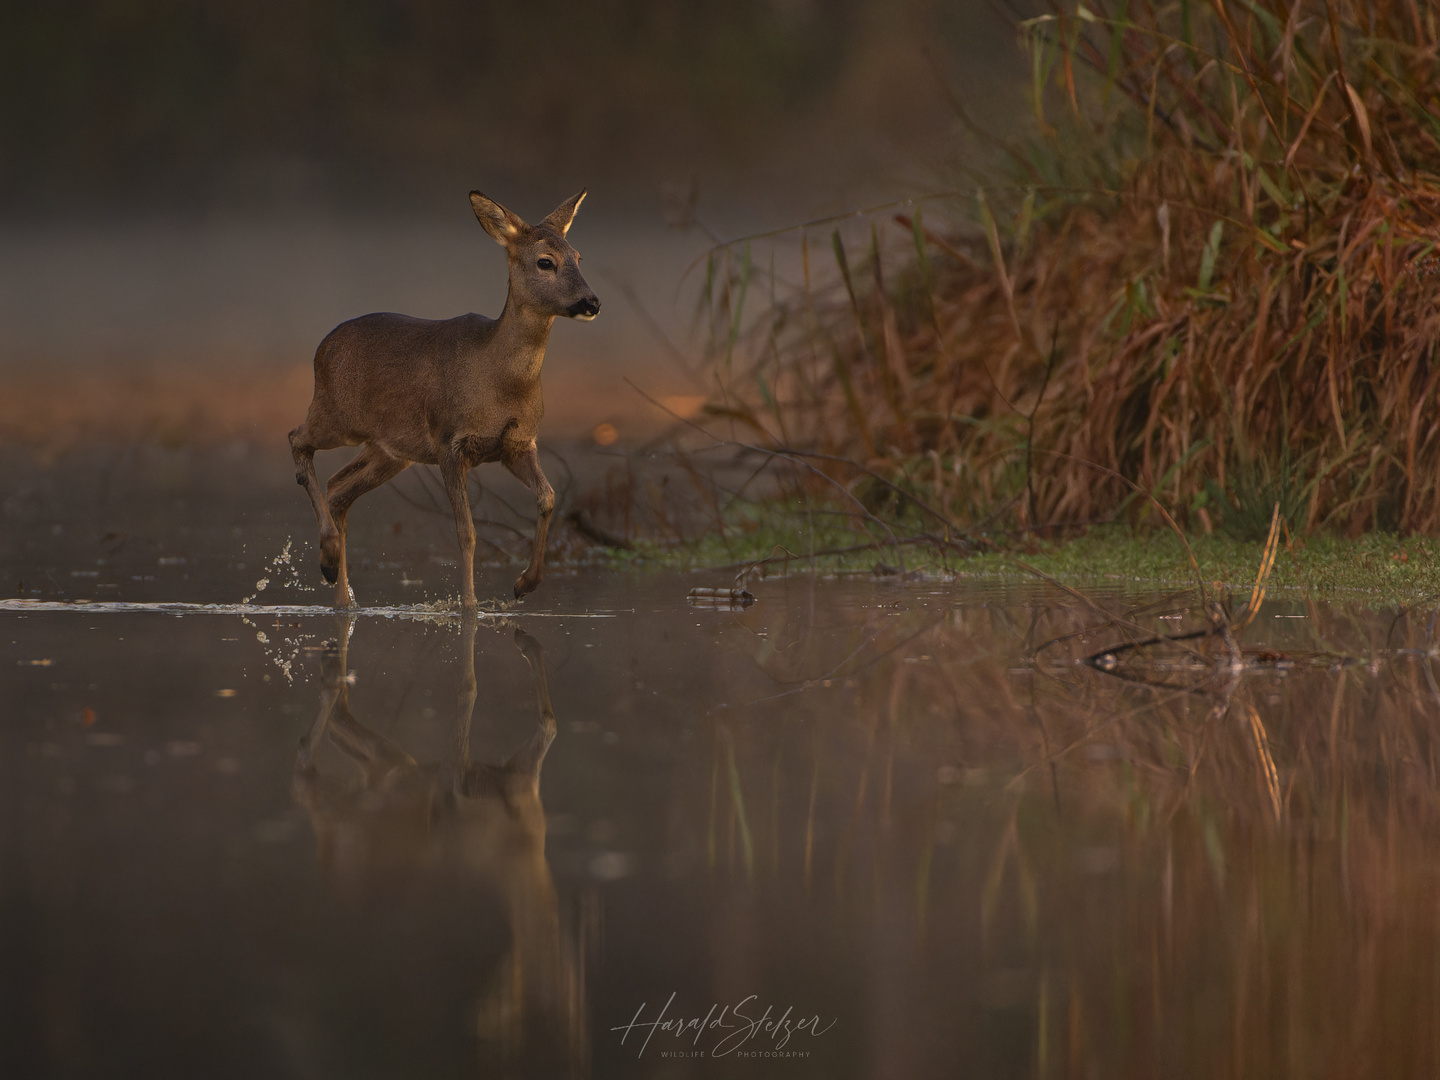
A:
[1,0,1027,441]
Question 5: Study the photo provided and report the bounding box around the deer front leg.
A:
[503,442,555,600]
[440,449,478,609]
[289,425,343,588]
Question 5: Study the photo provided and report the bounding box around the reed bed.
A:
[699,0,1440,542]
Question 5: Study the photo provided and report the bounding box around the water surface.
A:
[7,565,1440,1077]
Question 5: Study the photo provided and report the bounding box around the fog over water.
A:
[0,0,1024,440]
[0,215,713,436]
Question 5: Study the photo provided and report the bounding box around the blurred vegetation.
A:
[0,0,887,211]
[696,0,1440,542]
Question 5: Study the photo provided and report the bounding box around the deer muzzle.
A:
[567,295,601,320]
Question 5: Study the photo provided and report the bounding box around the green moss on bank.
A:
[957,531,1440,602]
[595,505,1440,605]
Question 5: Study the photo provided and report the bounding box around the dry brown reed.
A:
[701,0,1440,541]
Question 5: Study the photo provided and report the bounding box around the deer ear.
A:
[470,191,526,247]
[540,189,586,236]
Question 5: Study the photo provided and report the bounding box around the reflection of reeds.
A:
[696,0,1440,540]
[707,585,1440,1074]
[1244,700,1283,822]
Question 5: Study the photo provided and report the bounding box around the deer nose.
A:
[569,295,601,319]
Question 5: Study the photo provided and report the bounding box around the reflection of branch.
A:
[1083,624,1220,668]
[1010,549,1207,657]
[745,611,948,704]
[1007,670,1239,791]
[1036,587,1192,656]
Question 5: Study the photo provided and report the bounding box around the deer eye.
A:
[537,256,556,271]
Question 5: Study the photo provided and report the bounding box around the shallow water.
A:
[7,553,1440,1078]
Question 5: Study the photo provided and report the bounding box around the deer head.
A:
[470,190,601,321]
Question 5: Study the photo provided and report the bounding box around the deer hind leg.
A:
[324,444,411,609]
[289,423,343,587]
[503,441,555,600]
[440,449,478,609]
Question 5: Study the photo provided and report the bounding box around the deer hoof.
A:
[319,534,342,583]
[513,574,540,599]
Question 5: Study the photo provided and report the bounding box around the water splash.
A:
[242,539,306,605]
[246,623,305,685]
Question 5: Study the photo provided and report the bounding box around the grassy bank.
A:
[957,529,1440,598]
[599,505,1440,605]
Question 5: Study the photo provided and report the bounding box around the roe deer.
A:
[293,616,585,1068]
[288,189,600,608]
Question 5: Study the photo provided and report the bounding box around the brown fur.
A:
[288,189,599,607]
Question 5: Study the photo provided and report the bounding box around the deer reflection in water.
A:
[292,615,584,1070]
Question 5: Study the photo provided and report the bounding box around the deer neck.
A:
[490,292,555,386]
